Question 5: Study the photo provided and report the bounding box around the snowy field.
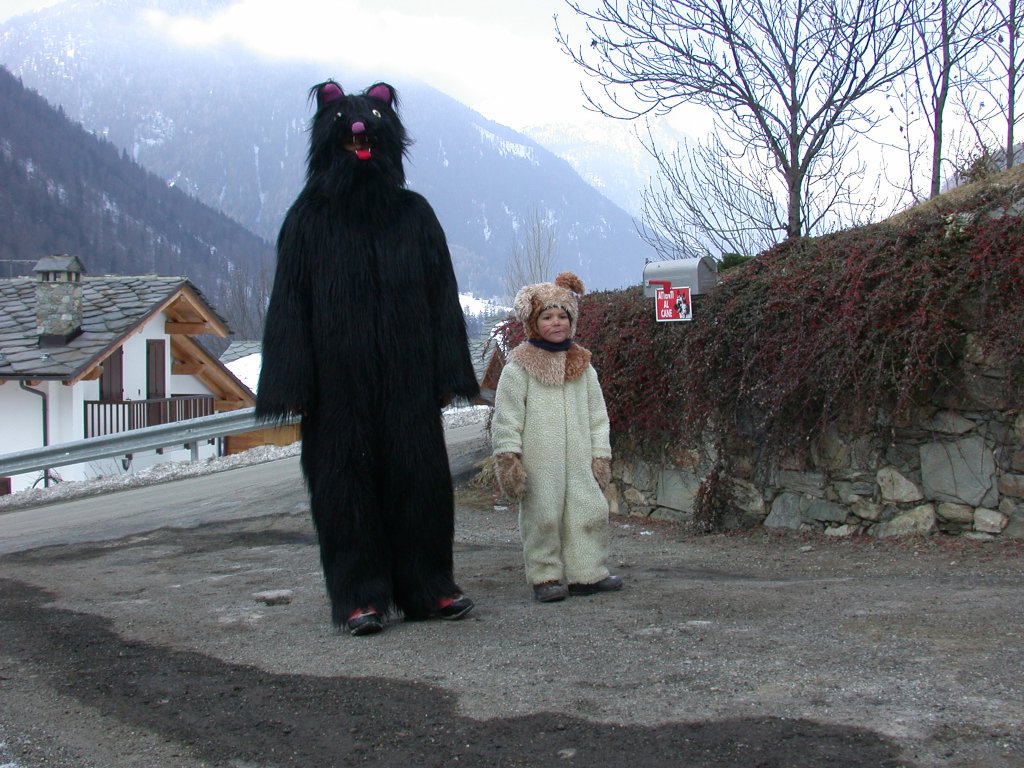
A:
[0,405,490,512]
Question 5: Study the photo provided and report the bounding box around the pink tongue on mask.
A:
[356,148,371,160]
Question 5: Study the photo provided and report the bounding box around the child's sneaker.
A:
[533,581,568,602]
[568,575,623,596]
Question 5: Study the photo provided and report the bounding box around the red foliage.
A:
[495,180,1024,460]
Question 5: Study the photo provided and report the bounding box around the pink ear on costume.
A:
[366,83,394,106]
[317,82,344,108]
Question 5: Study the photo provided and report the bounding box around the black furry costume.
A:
[256,81,480,628]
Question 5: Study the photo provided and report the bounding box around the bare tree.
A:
[503,208,558,302]
[638,132,784,259]
[557,0,921,243]
[903,0,995,197]
[976,0,1024,167]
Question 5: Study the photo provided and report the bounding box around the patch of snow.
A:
[225,352,261,392]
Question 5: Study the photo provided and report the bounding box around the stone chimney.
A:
[34,254,85,347]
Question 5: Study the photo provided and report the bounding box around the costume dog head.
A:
[305,80,411,190]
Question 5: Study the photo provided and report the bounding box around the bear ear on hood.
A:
[366,83,396,108]
[313,80,344,109]
[554,272,585,297]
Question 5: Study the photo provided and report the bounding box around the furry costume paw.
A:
[592,457,611,490]
[495,452,527,502]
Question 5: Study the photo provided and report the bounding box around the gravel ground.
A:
[0,477,1022,767]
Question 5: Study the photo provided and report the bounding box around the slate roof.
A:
[0,274,218,381]
[220,340,262,363]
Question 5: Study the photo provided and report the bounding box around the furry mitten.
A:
[495,452,527,502]
[592,457,612,491]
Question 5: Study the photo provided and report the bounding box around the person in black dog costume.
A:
[257,80,480,636]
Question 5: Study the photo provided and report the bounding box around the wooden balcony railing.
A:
[84,395,216,439]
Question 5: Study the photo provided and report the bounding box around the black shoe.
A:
[346,607,384,636]
[568,575,623,596]
[434,593,475,620]
[533,581,568,602]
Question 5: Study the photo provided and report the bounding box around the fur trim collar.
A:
[508,342,591,386]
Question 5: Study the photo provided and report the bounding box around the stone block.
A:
[999,496,1021,519]
[764,492,806,530]
[623,487,649,507]
[974,508,1009,533]
[998,472,1024,500]
[877,467,923,503]
[1011,450,1024,473]
[920,436,997,507]
[924,410,976,435]
[656,468,700,512]
[871,504,936,538]
[936,502,974,523]
[850,498,883,522]
[1003,517,1024,539]
[633,461,658,492]
[805,499,848,523]
[774,469,826,497]
[811,424,850,472]
[729,477,766,519]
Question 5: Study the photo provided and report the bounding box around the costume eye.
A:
[372,109,382,118]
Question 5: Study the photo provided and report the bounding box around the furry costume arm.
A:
[586,366,612,460]
[592,457,612,491]
[414,194,480,404]
[491,362,526,457]
[256,206,317,422]
[495,452,527,502]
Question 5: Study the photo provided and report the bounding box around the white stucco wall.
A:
[1,378,100,492]
[2,314,224,496]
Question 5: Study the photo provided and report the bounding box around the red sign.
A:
[649,281,692,322]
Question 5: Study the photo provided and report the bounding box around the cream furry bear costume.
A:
[491,272,614,587]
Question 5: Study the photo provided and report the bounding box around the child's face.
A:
[537,307,571,344]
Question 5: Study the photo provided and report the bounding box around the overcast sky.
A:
[0,0,643,133]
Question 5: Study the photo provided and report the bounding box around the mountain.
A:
[0,64,274,339]
[0,0,658,297]
[523,117,691,220]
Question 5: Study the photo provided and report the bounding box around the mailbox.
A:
[642,257,719,298]
[643,257,719,323]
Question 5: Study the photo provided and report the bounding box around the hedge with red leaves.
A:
[496,170,1024,461]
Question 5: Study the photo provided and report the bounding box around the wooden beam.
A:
[215,400,249,411]
[78,366,103,381]
[172,361,203,375]
[165,321,209,335]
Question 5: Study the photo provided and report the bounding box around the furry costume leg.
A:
[302,415,394,625]
[379,407,461,619]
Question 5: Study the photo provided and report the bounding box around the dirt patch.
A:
[0,486,1022,767]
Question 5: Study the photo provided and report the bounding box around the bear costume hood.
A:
[513,272,586,340]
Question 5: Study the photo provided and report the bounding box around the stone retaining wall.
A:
[610,336,1024,539]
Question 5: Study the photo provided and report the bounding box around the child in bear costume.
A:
[257,80,480,636]
[491,272,623,603]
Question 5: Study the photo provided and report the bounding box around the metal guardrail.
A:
[0,407,298,478]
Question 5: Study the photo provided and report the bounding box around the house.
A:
[0,254,260,494]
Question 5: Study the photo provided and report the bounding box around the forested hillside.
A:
[0,66,274,338]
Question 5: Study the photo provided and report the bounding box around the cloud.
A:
[142,0,591,130]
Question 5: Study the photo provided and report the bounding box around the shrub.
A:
[495,169,1024,467]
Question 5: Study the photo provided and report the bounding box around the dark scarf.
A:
[528,338,573,353]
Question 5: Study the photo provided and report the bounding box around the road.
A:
[0,421,488,555]
[0,419,1022,767]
